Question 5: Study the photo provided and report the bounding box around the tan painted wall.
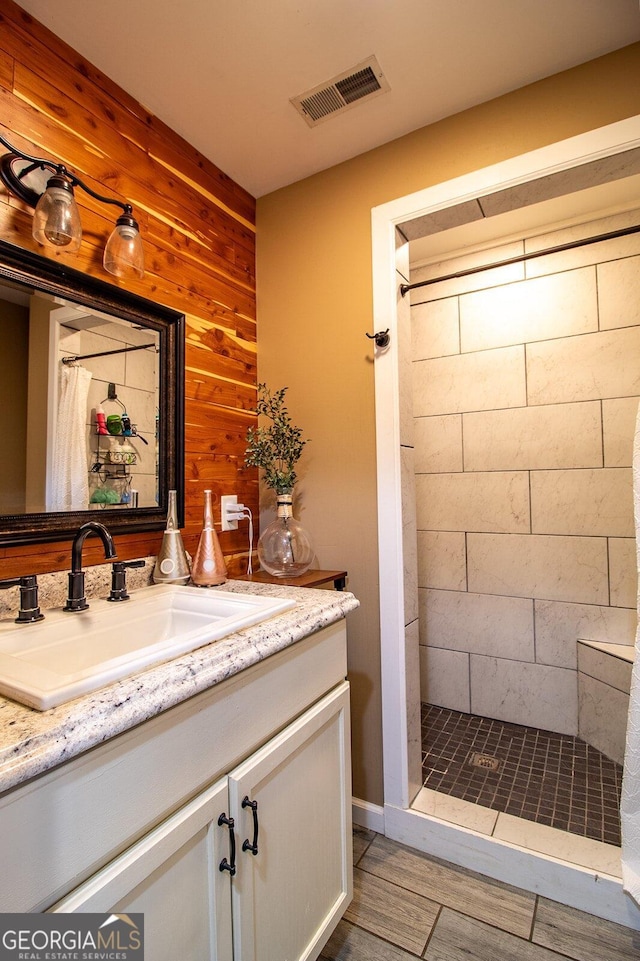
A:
[256,44,640,805]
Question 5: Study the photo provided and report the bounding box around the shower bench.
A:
[577,638,634,766]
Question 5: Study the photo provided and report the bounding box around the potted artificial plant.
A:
[245,384,313,576]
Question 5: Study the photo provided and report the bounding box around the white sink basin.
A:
[0,584,295,711]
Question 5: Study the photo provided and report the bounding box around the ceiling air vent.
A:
[291,56,390,127]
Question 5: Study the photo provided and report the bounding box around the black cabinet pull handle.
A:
[218,813,236,875]
[241,796,259,855]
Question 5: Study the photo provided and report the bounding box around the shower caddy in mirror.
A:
[87,382,152,509]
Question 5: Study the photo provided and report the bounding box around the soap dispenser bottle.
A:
[191,489,227,587]
[153,489,191,585]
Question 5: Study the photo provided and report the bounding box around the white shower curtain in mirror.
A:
[621,402,640,905]
[50,364,92,512]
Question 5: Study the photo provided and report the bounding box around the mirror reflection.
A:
[1,281,160,516]
[0,239,184,547]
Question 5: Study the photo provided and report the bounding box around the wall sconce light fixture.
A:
[0,132,144,279]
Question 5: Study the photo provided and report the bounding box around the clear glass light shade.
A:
[32,180,82,251]
[103,216,144,279]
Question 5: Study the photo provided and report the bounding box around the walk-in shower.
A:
[371,115,640,929]
[407,208,639,852]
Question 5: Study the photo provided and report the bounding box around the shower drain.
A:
[468,752,502,772]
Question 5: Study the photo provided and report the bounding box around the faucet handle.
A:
[0,575,45,624]
[108,559,146,602]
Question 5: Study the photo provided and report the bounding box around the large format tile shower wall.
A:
[411,209,640,741]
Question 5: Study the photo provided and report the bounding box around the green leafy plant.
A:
[245,384,309,495]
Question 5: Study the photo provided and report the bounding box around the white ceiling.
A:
[15,0,640,198]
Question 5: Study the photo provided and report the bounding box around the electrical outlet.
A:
[221,494,238,532]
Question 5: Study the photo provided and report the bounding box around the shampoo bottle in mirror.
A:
[191,489,227,587]
[153,489,191,585]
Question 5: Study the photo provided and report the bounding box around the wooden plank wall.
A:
[0,0,258,578]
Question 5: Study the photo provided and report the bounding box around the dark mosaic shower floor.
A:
[421,704,623,846]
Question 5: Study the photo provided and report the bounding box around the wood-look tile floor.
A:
[319,827,640,961]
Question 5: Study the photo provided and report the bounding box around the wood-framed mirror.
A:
[0,239,185,546]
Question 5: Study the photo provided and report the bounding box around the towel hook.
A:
[366,329,390,349]
[100,383,126,411]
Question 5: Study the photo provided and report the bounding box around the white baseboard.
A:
[352,797,385,834]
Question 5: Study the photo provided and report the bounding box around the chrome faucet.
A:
[64,522,117,612]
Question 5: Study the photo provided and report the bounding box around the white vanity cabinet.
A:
[0,619,352,961]
[53,776,234,960]
[229,683,350,961]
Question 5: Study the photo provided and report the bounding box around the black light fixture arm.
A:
[64,175,132,217]
[0,131,60,173]
[0,131,131,215]
[0,135,59,207]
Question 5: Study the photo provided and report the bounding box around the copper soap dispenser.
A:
[191,489,227,587]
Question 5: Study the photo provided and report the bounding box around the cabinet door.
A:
[230,681,352,961]
[48,778,233,961]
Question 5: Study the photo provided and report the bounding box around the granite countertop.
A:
[0,580,359,796]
